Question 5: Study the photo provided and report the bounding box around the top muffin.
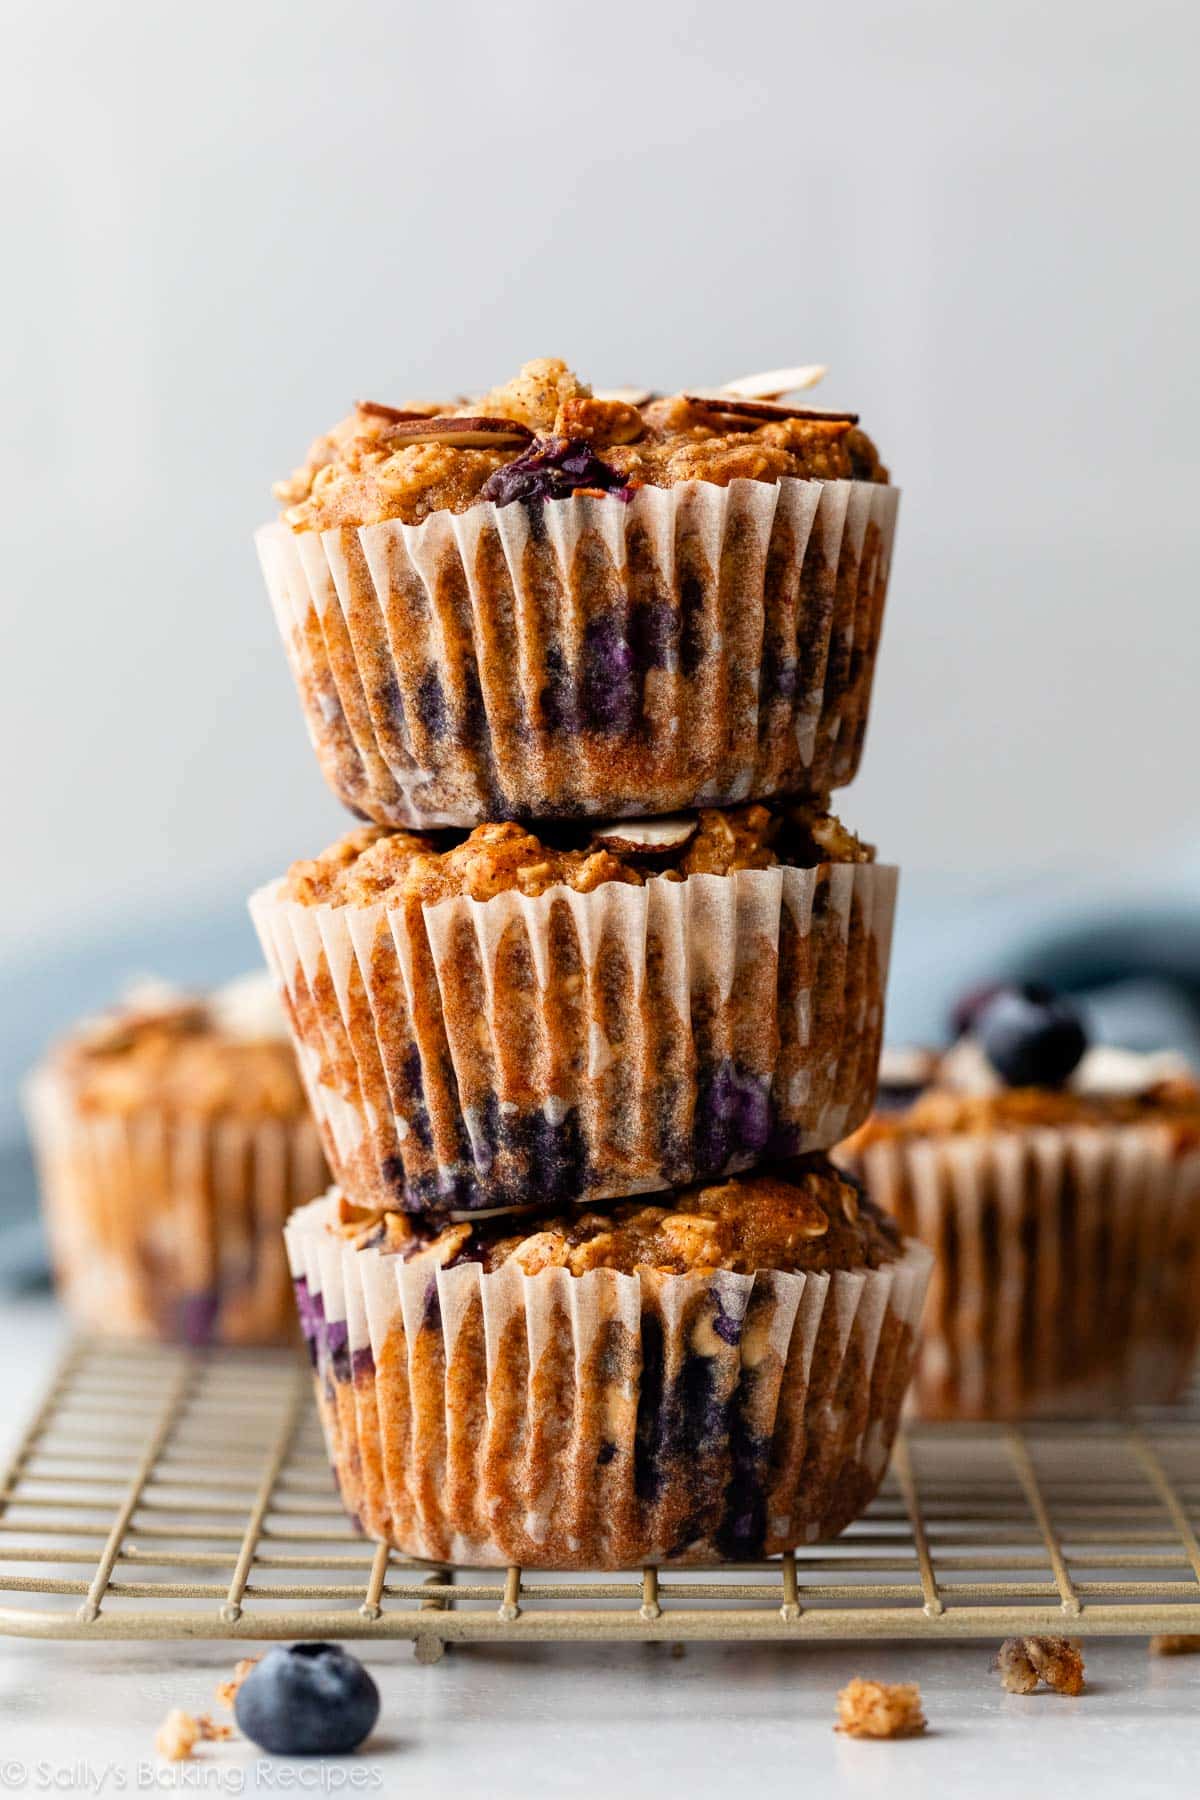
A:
[258,358,898,827]
[275,359,887,532]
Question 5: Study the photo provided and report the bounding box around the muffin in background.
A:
[285,1160,931,1568]
[837,986,1200,1420]
[251,800,896,1215]
[24,974,328,1345]
[260,358,898,829]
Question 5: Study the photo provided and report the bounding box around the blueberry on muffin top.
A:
[275,358,887,531]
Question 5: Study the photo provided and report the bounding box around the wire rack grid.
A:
[3,1338,1200,1659]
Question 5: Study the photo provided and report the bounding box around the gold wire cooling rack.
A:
[3,1338,1200,1658]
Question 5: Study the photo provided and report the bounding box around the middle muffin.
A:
[251,799,896,1215]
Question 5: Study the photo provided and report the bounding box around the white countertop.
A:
[1,1297,1197,1800]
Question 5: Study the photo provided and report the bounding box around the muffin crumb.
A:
[215,1655,260,1708]
[1150,1634,1200,1656]
[835,1678,926,1739]
[155,1710,200,1762]
[996,1636,1085,1695]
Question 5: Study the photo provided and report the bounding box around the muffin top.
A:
[848,1038,1200,1151]
[46,975,311,1120]
[332,1161,902,1277]
[280,800,874,910]
[274,358,887,532]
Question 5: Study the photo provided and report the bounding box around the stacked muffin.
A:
[251,359,931,1567]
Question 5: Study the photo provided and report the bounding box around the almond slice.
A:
[593,387,656,407]
[355,399,443,422]
[683,394,858,426]
[382,415,534,450]
[588,815,698,855]
[719,364,827,399]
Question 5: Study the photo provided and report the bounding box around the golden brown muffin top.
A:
[334,1161,901,1276]
[275,358,887,532]
[280,801,873,910]
[846,1041,1200,1152]
[48,978,311,1121]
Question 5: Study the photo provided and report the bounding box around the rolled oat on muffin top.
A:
[275,358,887,532]
[280,799,873,910]
[332,1160,902,1275]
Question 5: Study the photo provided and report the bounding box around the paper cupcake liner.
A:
[256,477,898,829]
[842,1124,1200,1418]
[251,861,897,1215]
[24,1068,328,1346]
[285,1192,931,1567]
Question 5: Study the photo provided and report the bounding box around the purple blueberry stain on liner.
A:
[351,1345,376,1381]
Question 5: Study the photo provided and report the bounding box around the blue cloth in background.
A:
[5,880,1200,1292]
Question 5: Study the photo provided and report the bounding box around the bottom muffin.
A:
[284,1162,931,1568]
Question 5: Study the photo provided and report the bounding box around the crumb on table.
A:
[996,1637,1085,1695]
[1150,1634,1200,1656]
[835,1678,927,1739]
[215,1655,261,1709]
[155,1710,200,1762]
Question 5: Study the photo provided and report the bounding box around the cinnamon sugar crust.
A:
[848,1073,1200,1151]
[333,1162,901,1276]
[277,358,887,532]
[50,992,309,1121]
[281,801,873,910]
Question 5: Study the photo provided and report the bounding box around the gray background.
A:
[3,0,1198,1137]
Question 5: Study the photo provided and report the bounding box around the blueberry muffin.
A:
[25,976,328,1344]
[838,987,1200,1418]
[285,1160,931,1567]
[259,359,897,828]
[250,799,896,1215]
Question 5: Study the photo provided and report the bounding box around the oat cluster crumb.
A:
[1149,1634,1200,1656]
[215,1655,261,1708]
[282,800,872,910]
[835,1678,927,1739]
[155,1710,200,1762]
[276,358,888,531]
[155,1706,234,1761]
[996,1636,1086,1695]
[336,1162,899,1277]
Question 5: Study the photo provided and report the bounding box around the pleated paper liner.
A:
[841,1124,1200,1419]
[285,1192,932,1568]
[257,476,898,829]
[24,1068,327,1346]
[251,860,897,1216]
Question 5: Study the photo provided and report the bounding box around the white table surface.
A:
[1,1296,1197,1800]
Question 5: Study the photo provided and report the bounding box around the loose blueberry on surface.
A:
[975,984,1089,1089]
[234,1643,380,1756]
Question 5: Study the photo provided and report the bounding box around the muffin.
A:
[24,975,328,1344]
[285,1160,932,1567]
[838,987,1200,1418]
[250,799,897,1215]
[259,359,898,828]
